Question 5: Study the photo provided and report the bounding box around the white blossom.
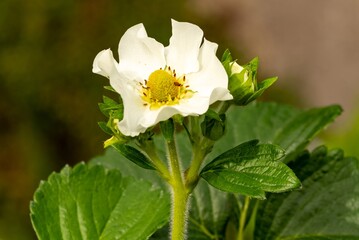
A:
[93,20,232,137]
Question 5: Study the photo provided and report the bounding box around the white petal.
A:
[208,88,232,104]
[187,38,232,102]
[176,95,211,115]
[118,88,148,137]
[92,49,117,78]
[165,19,203,74]
[139,96,210,128]
[140,107,179,128]
[231,62,244,75]
[118,23,166,79]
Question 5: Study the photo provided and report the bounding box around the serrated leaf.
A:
[111,143,156,170]
[255,146,359,239]
[89,140,232,240]
[201,140,301,199]
[209,102,342,163]
[30,163,170,240]
[274,105,343,161]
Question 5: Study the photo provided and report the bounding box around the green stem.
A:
[167,138,189,240]
[171,183,189,240]
[141,141,170,181]
[185,141,206,190]
[217,100,231,114]
[238,196,250,240]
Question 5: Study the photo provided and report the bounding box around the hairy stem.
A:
[167,138,189,240]
[171,183,189,240]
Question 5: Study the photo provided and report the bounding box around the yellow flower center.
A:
[141,67,192,109]
[147,70,178,102]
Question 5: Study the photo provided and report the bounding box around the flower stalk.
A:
[238,196,250,240]
[166,132,190,240]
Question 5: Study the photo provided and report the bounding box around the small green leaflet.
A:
[30,163,170,240]
[111,143,156,170]
[201,140,301,199]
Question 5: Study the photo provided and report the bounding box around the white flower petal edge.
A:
[118,23,166,80]
[92,49,118,78]
[93,20,233,137]
[165,19,203,74]
[186,38,232,103]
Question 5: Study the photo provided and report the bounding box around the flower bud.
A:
[201,110,226,141]
[228,59,257,106]
[222,50,277,106]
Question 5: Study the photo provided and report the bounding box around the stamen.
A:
[140,67,192,109]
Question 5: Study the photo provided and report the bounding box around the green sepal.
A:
[228,56,277,106]
[98,95,127,141]
[201,140,301,199]
[98,95,123,120]
[111,143,156,170]
[246,77,278,103]
[229,69,255,106]
[103,135,127,148]
[245,57,259,78]
[221,49,233,76]
[103,85,116,92]
[97,121,113,135]
[99,96,118,117]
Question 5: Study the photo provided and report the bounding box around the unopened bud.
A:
[201,110,226,141]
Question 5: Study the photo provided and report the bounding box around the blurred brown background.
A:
[1,0,358,239]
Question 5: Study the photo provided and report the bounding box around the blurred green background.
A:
[1,0,358,239]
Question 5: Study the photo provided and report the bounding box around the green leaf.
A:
[274,105,342,161]
[111,143,156,170]
[201,140,301,199]
[98,121,113,135]
[89,142,232,240]
[30,163,170,240]
[255,146,359,239]
[98,95,124,119]
[209,102,342,163]
[188,179,232,240]
[89,147,166,188]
